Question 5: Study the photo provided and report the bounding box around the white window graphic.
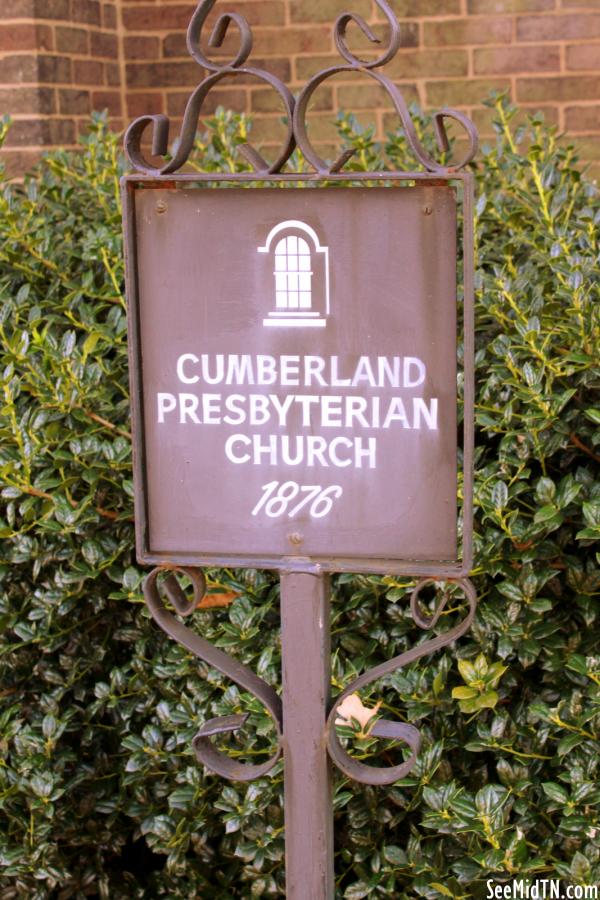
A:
[258,220,329,327]
[275,235,312,310]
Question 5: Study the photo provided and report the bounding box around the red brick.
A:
[566,43,600,71]
[0,24,53,52]
[228,57,291,84]
[126,91,164,117]
[102,2,117,29]
[377,0,460,14]
[565,104,600,130]
[122,4,195,30]
[253,26,332,55]
[293,54,355,81]
[562,0,600,6]
[70,0,102,26]
[289,0,371,23]
[230,1,286,26]
[172,0,287,28]
[33,0,70,19]
[337,81,402,109]
[38,55,72,83]
[517,14,600,41]
[90,30,119,58]
[425,17,512,46]
[360,20,419,51]
[122,2,286,32]
[167,86,247,116]
[126,60,200,88]
[92,89,122,115]
[55,26,89,54]
[253,83,332,112]
[291,34,421,81]
[105,62,121,85]
[336,82,391,110]
[265,110,341,143]
[468,0,554,10]
[59,88,91,114]
[5,117,75,147]
[0,55,39,84]
[124,35,160,59]
[426,77,511,105]
[74,59,104,85]
[0,1,34,18]
[162,33,189,57]
[386,48,468,78]
[0,86,55,114]
[0,149,43,177]
[517,75,600,101]
[474,45,560,73]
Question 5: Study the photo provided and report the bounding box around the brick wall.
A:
[0,0,123,174]
[1,0,599,177]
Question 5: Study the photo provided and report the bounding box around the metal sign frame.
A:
[122,170,475,579]
[120,2,480,897]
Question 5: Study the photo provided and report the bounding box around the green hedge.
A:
[0,98,599,898]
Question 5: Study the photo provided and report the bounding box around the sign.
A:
[125,184,463,574]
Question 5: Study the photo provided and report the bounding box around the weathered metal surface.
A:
[281,572,334,898]
[126,183,466,575]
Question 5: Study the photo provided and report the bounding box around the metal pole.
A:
[280,570,334,900]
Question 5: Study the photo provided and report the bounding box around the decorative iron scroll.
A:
[325,578,477,786]
[144,568,477,785]
[124,0,479,176]
[144,567,283,781]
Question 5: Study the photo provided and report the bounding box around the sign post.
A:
[122,1,479,896]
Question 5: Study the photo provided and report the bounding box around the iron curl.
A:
[326,578,477,786]
[124,0,296,176]
[334,0,401,68]
[293,0,478,175]
[124,70,295,176]
[187,0,253,70]
[144,567,283,782]
[294,67,478,176]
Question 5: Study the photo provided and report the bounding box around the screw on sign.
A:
[121,1,479,896]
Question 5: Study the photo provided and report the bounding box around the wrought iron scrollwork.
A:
[143,567,283,781]
[326,578,477,786]
[124,0,478,176]
[124,0,296,176]
[144,568,477,785]
[294,0,478,174]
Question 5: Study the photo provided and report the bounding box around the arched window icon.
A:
[258,220,329,327]
[275,234,312,310]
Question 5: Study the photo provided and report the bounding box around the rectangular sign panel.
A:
[126,184,462,573]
